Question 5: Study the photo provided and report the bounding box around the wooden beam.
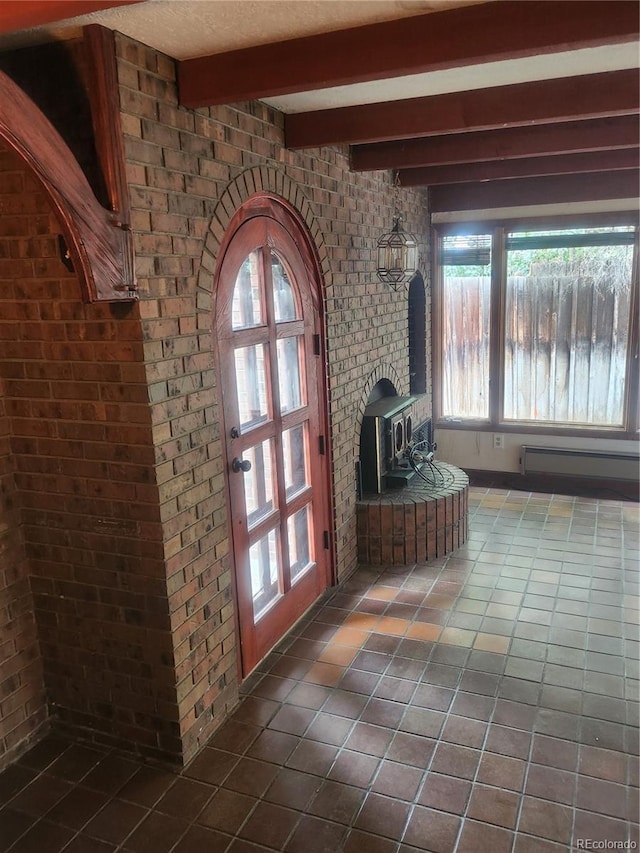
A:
[429,170,640,212]
[0,1,141,33]
[286,69,640,149]
[178,1,640,108]
[399,149,640,187]
[351,116,640,172]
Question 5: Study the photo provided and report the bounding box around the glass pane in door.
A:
[242,439,275,529]
[277,337,302,412]
[282,423,308,499]
[250,529,280,618]
[232,251,263,329]
[271,252,298,322]
[288,505,313,582]
[234,344,269,431]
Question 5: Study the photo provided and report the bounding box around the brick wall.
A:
[0,377,46,766]
[116,34,431,761]
[0,145,181,764]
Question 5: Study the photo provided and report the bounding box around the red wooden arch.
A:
[0,44,135,302]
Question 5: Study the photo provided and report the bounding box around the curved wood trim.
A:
[0,67,135,302]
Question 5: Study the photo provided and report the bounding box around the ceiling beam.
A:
[351,116,640,172]
[429,170,640,212]
[0,0,141,33]
[399,149,640,187]
[178,1,639,108]
[286,69,640,149]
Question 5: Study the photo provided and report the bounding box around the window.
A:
[436,223,639,434]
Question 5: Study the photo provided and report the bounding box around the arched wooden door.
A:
[215,197,332,676]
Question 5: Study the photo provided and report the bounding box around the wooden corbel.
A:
[0,25,136,302]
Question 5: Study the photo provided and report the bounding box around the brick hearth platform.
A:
[356,462,469,565]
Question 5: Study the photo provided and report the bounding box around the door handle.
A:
[232,457,252,473]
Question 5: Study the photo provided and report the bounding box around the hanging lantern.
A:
[376,215,418,290]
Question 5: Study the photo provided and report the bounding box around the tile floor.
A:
[1,487,638,853]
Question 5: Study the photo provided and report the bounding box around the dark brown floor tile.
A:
[284,683,331,710]
[233,696,280,727]
[497,677,541,706]
[9,773,72,817]
[456,820,514,853]
[238,801,300,848]
[578,744,627,783]
[418,772,471,815]
[371,759,423,801]
[485,724,531,760]
[46,785,110,830]
[0,806,31,851]
[351,649,391,674]
[396,638,434,661]
[581,717,625,751]
[525,764,576,805]
[386,732,436,770]
[267,705,316,736]
[82,755,141,795]
[171,824,232,853]
[84,798,148,844]
[155,777,213,820]
[477,752,526,791]
[402,805,461,852]
[399,708,445,740]
[361,697,405,728]
[530,734,578,772]
[338,669,382,695]
[354,792,411,839]
[188,744,242,786]
[206,720,261,755]
[385,656,425,681]
[308,779,366,824]
[365,634,403,655]
[430,743,480,780]
[251,675,296,703]
[246,729,300,764]
[518,796,573,844]
[224,757,280,797]
[328,749,380,787]
[345,721,394,757]
[47,745,105,783]
[513,834,568,853]
[197,788,257,834]
[118,767,176,807]
[285,740,338,777]
[322,690,368,719]
[62,835,116,853]
[573,809,629,845]
[304,713,352,748]
[450,691,494,721]
[122,810,189,853]
[374,676,417,703]
[576,775,629,820]
[467,784,520,828]
[459,670,500,696]
[227,839,278,853]
[493,699,538,731]
[284,814,347,853]
[411,685,454,713]
[269,656,313,681]
[264,768,320,811]
[0,764,37,806]
[7,819,74,853]
[16,737,71,772]
[343,829,398,853]
[440,715,486,748]
[421,664,462,690]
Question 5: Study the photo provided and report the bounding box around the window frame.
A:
[432,215,640,439]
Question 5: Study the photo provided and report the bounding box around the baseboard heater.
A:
[521,446,640,482]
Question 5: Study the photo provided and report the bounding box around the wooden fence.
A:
[442,271,631,425]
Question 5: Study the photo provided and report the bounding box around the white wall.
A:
[436,427,639,473]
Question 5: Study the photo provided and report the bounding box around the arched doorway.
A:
[214,195,333,676]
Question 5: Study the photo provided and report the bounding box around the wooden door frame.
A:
[213,192,335,680]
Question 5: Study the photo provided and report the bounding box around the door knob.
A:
[232,457,252,473]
